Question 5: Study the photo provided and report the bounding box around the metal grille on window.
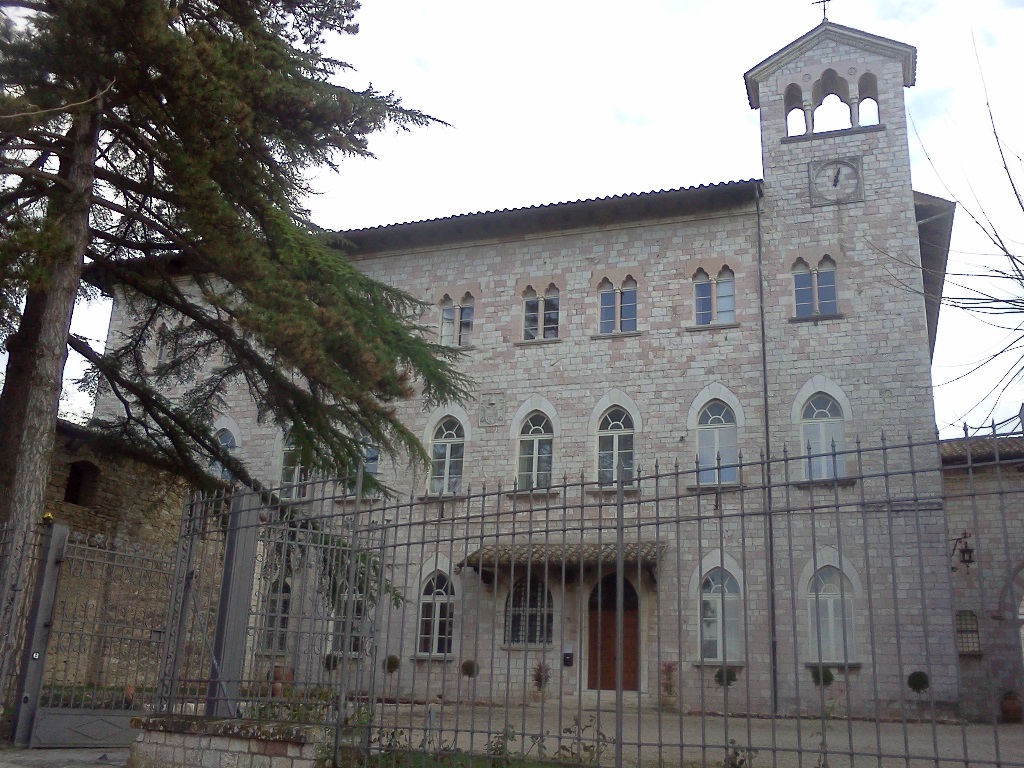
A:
[505,576,553,644]
[955,610,981,654]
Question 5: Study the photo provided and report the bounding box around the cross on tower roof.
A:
[812,0,831,21]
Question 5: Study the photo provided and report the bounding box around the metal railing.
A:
[154,432,1024,767]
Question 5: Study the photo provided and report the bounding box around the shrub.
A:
[907,670,929,695]
[810,666,834,687]
[660,661,678,697]
[461,659,479,678]
[383,654,401,675]
[532,660,552,691]
[714,667,737,688]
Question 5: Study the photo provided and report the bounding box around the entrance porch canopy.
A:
[457,541,662,571]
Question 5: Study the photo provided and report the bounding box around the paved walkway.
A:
[0,749,127,768]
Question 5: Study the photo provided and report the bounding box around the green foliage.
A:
[810,666,834,688]
[660,660,678,697]
[714,666,738,688]
[0,0,468,494]
[531,661,552,691]
[461,659,479,678]
[384,654,401,675]
[907,670,930,695]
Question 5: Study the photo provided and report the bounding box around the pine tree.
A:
[0,0,467,673]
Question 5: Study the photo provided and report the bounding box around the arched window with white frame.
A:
[700,568,742,662]
[418,571,455,656]
[280,432,311,499]
[505,575,553,644]
[697,400,738,484]
[807,565,855,663]
[597,407,634,485]
[518,412,553,489]
[430,417,465,494]
[211,428,237,481]
[801,393,844,479]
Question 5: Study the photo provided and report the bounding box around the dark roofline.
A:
[744,21,916,109]
[914,190,956,360]
[940,434,1024,466]
[334,180,763,256]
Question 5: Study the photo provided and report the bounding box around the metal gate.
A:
[13,524,175,747]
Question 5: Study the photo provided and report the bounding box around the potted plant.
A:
[1002,691,1023,724]
[531,660,552,701]
[810,666,834,688]
[660,661,679,709]
[714,666,738,688]
[907,670,929,708]
[461,659,479,703]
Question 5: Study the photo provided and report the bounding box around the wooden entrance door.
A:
[587,573,639,690]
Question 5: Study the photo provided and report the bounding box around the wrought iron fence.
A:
[155,432,1024,767]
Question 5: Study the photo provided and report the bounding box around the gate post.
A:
[12,523,69,746]
[206,491,261,718]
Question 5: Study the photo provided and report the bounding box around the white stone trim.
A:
[687,384,746,431]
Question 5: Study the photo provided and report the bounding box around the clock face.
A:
[810,158,862,205]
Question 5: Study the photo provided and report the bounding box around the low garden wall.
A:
[128,715,324,768]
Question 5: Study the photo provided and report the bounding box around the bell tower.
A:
[744,23,939,448]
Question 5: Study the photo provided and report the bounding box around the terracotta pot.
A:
[1001,695,1023,724]
[270,665,294,697]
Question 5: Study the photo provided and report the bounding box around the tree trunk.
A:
[0,99,102,692]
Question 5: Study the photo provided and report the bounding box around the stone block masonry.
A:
[128,717,323,768]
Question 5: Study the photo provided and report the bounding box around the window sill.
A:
[781,124,885,143]
[791,478,857,489]
[685,322,740,333]
[958,651,983,659]
[514,337,562,347]
[685,482,743,493]
[500,643,554,651]
[803,662,862,672]
[412,655,453,663]
[418,493,470,502]
[585,486,640,498]
[691,661,746,670]
[506,488,561,499]
[590,331,642,340]
[789,313,844,324]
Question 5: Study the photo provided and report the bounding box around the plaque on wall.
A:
[478,393,505,427]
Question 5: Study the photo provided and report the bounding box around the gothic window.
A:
[801,393,844,479]
[697,400,738,484]
[263,570,291,654]
[418,571,455,656]
[811,69,852,133]
[518,412,554,489]
[693,268,735,325]
[955,610,981,654]
[598,277,637,334]
[280,433,311,499]
[857,73,880,127]
[700,568,741,662]
[524,285,559,340]
[440,293,474,347]
[505,576,553,644]
[332,591,366,656]
[210,428,236,481]
[597,407,634,485]
[784,83,807,137]
[793,257,837,318]
[430,417,465,494]
[807,566,855,663]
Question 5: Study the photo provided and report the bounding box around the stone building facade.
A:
[97,21,1006,717]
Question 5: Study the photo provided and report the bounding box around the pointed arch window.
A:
[430,417,465,494]
[700,569,742,662]
[418,572,455,656]
[697,401,738,484]
[518,412,554,489]
[693,268,735,326]
[505,576,553,644]
[597,407,634,486]
[801,393,844,479]
[440,293,474,347]
[524,285,559,340]
[598,277,638,334]
[794,257,838,318]
[808,566,855,663]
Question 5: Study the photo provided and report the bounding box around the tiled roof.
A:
[458,541,664,570]
[940,436,1024,465]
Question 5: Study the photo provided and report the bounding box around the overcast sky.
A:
[52,0,1024,435]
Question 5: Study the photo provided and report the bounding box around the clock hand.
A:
[833,167,841,187]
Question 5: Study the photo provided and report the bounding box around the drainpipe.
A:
[754,184,779,715]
